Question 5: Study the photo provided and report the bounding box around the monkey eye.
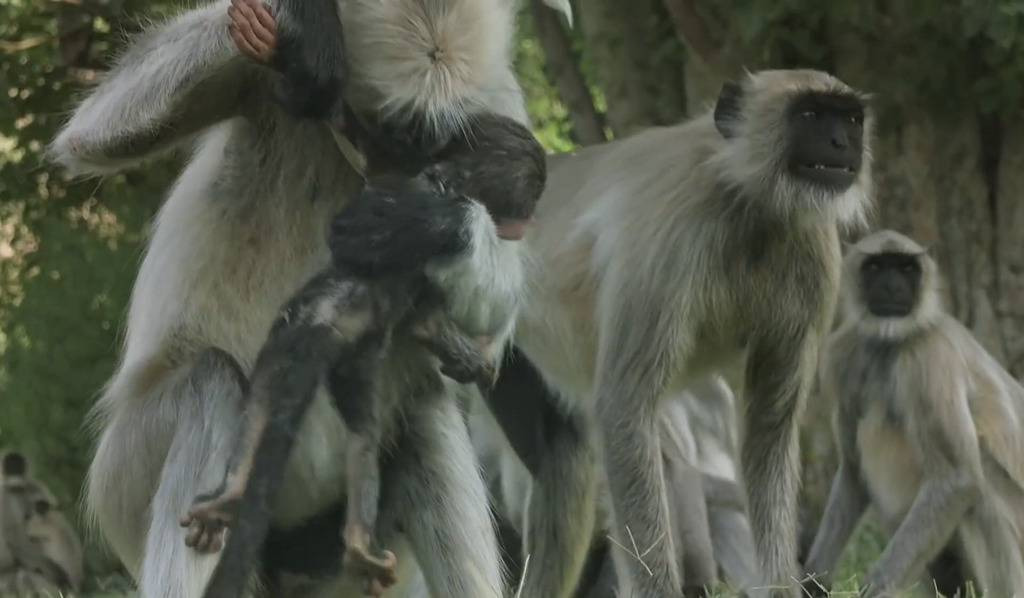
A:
[864,261,880,271]
[34,500,50,516]
[900,264,917,273]
[849,113,864,126]
[800,110,817,120]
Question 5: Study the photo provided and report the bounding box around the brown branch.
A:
[529,0,607,145]
[662,0,721,68]
[0,36,53,53]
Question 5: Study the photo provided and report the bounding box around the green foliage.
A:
[0,0,177,521]
[514,5,578,152]
[714,0,1024,116]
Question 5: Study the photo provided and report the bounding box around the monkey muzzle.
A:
[496,218,532,241]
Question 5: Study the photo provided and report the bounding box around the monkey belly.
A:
[123,125,355,369]
[856,406,924,523]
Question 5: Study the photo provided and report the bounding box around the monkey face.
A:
[860,252,922,317]
[785,92,864,191]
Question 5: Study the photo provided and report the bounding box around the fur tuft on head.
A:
[339,0,521,139]
[708,69,874,229]
[840,229,942,340]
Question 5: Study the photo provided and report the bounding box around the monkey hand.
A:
[228,0,277,65]
[329,188,471,276]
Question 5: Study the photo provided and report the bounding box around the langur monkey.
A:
[802,230,1024,597]
[0,452,84,595]
[48,0,571,595]
[181,109,546,598]
[500,69,873,597]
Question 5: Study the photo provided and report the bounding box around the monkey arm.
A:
[49,2,250,176]
[802,461,868,588]
[590,271,691,595]
[803,364,870,588]
[740,325,821,588]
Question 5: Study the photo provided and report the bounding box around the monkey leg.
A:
[88,347,252,598]
[375,395,504,597]
[664,457,717,596]
[341,431,397,596]
[702,476,768,598]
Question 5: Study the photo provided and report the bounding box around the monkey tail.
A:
[341,0,517,139]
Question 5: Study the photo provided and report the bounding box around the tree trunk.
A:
[529,0,606,145]
[576,0,686,136]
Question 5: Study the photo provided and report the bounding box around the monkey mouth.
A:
[799,162,855,173]
[868,304,913,317]
[793,161,857,188]
[496,218,532,241]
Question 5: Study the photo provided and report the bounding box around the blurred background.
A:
[2,0,1023,594]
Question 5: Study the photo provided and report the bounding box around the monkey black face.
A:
[860,252,922,317]
[2,452,27,477]
[786,92,864,190]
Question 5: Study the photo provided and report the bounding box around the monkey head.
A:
[840,230,942,339]
[429,112,547,241]
[711,69,873,227]
[2,452,59,531]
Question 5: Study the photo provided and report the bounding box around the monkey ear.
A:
[2,452,28,478]
[714,81,744,139]
[541,0,573,27]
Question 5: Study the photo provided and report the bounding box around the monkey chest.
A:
[856,401,924,522]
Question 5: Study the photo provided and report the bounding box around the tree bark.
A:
[529,0,606,145]
[576,0,686,136]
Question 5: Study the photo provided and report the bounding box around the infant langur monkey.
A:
[179,5,546,598]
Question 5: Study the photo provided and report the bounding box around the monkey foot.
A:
[343,544,398,597]
[179,491,241,554]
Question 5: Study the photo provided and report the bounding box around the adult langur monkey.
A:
[490,69,873,597]
[802,230,1024,597]
[472,360,766,597]
[47,0,572,596]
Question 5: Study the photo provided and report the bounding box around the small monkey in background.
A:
[0,452,84,595]
[803,230,1024,597]
[179,14,546,597]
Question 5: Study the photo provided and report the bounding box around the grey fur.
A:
[803,230,1024,597]
[508,69,873,597]
[48,1,531,596]
[0,452,83,594]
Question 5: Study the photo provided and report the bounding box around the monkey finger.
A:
[184,523,203,547]
[366,579,385,597]
[232,0,276,50]
[228,5,265,53]
[230,25,268,64]
[247,0,278,36]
